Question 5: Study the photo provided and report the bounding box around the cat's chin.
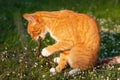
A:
[36,34,45,41]
[36,36,41,40]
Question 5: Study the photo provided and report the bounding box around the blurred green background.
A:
[0,0,120,79]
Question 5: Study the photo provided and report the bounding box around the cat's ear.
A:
[23,13,36,24]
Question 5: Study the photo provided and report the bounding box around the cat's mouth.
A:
[36,35,42,40]
[36,29,47,40]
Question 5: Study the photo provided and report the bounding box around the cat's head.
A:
[23,13,46,40]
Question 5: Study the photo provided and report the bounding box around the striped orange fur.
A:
[23,10,100,72]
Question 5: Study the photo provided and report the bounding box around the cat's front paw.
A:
[41,48,51,57]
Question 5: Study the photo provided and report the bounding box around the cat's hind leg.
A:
[50,51,69,74]
[68,45,97,70]
[55,51,69,72]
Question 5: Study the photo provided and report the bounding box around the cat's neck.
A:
[39,11,60,31]
[42,17,56,32]
[42,17,59,41]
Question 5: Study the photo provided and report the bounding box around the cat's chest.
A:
[47,29,58,42]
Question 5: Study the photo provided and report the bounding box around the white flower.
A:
[42,75,46,78]
[19,59,22,63]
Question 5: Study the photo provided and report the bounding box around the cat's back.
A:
[39,10,81,18]
[59,10,97,26]
[59,10,91,18]
[34,10,92,21]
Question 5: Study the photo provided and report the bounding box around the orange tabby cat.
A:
[23,10,100,73]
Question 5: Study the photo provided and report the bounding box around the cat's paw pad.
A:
[50,68,56,75]
[41,48,51,57]
[54,57,60,63]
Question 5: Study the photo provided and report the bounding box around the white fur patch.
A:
[116,58,120,63]
[39,33,46,39]
[50,68,56,75]
[54,57,60,63]
[36,36,39,40]
[69,69,80,75]
[67,57,72,66]
[41,48,51,57]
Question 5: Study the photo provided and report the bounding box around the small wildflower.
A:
[35,62,38,65]
[33,48,36,52]
[117,78,120,80]
[46,62,48,65]
[20,75,23,79]
[24,47,27,50]
[5,47,7,50]
[23,74,26,77]
[19,59,22,63]
[7,73,10,76]
[2,58,5,61]
[118,68,120,71]
[25,65,28,68]
[12,71,15,74]
[41,65,43,68]
[23,52,26,55]
[46,40,50,42]
[33,62,38,68]
[25,61,28,64]
[5,55,8,58]
[18,73,20,76]
[42,75,46,78]
[2,51,7,54]
[20,56,24,60]
[101,76,104,79]
[110,65,114,69]
[106,77,109,80]
[12,54,15,57]
[104,51,108,55]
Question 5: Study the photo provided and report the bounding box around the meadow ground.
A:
[0,0,120,80]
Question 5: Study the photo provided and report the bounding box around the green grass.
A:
[0,0,120,79]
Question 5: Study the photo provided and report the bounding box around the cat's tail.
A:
[95,56,120,67]
[68,56,120,75]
